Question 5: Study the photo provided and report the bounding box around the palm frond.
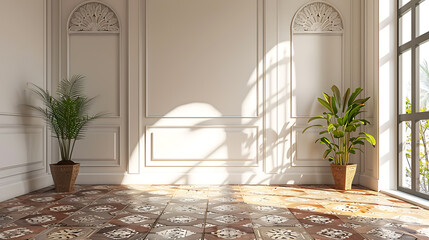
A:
[27,75,103,162]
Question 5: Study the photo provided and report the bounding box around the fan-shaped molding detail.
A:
[293,2,343,32]
[69,2,119,32]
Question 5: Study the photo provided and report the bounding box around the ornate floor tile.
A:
[0,225,45,240]
[204,212,251,227]
[209,196,244,204]
[33,227,97,240]
[28,196,58,203]
[165,204,206,214]
[147,226,203,240]
[2,204,37,214]
[3,184,429,240]
[0,227,34,239]
[58,195,99,204]
[80,203,127,214]
[158,216,204,229]
[75,189,110,196]
[247,204,290,214]
[171,197,207,204]
[255,227,313,240]
[208,204,247,214]
[316,228,354,239]
[61,212,113,227]
[15,213,67,227]
[45,203,83,213]
[125,203,166,214]
[91,226,148,240]
[108,213,156,232]
[205,226,256,240]
[158,214,201,225]
[305,225,364,240]
[251,213,300,227]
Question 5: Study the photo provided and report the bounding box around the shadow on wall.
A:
[124,41,298,185]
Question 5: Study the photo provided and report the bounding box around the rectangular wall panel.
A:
[0,126,44,178]
[73,127,119,166]
[0,0,45,115]
[69,34,120,116]
[146,0,258,118]
[292,35,342,117]
[292,126,329,167]
[146,126,258,167]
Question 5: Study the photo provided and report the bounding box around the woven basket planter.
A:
[50,163,80,192]
[330,164,357,190]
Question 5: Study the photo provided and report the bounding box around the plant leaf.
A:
[333,130,345,138]
[331,85,342,111]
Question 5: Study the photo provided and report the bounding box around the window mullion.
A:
[411,2,418,192]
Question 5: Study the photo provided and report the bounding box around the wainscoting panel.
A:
[291,126,329,167]
[0,126,45,178]
[73,127,119,166]
[146,126,258,167]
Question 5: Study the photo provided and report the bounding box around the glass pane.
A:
[399,10,412,45]
[400,121,412,189]
[419,41,429,112]
[400,50,412,114]
[419,120,429,194]
[399,0,411,8]
[418,0,429,36]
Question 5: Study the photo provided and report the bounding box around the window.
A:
[398,0,429,198]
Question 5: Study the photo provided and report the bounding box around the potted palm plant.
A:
[28,75,102,192]
[303,85,376,190]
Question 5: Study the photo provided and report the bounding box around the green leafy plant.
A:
[28,75,103,165]
[303,85,376,165]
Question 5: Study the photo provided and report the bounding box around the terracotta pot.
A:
[50,163,80,192]
[330,164,357,190]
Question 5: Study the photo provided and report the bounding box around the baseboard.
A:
[76,172,356,185]
[359,174,379,191]
[0,174,53,202]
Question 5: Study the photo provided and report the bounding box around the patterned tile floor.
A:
[0,185,429,239]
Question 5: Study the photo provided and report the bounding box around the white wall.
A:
[0,0,374,198]
[358,0,397,192]
[376,0,397,191]
[0,0,53,201]
[54,0,365,185]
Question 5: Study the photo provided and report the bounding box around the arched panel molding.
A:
[65,1,123,169]
[291,1,345,167]
[67,1,121,118]
[291,1,344,119]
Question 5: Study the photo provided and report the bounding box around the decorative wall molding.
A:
[68,2,119,32]
[293,1,343,33]
[63,0,126,174]
[73,126,120,167]
[291,126,330,167]
[290,1,345,119]
[145,126,259,167]
[0,125,45,179]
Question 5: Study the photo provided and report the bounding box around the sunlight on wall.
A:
[160,103,222,118]
[378,0,397,190]
[125,39,287,183]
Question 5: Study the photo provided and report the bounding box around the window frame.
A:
[397,0,429,199]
